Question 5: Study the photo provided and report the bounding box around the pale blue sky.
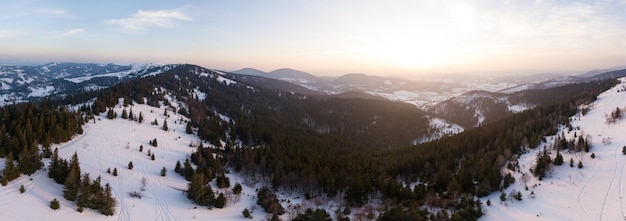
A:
[1,0,626,76]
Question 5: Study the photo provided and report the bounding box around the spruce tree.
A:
[129,109,135,121]
[100,183,115,216]
[128,161,134,170]
[18,146,41,175]
[3,152,20,182]
[63,165,81,201]
[138,112,144,123]
[50,198,60,210]
[186,173,215,206]
[78,173,92,208]
[121,109,128,119]
[175,160,182,174]
[233,183,243,195]
[242,208,252,219]
[162,120,168,131]
[112,168,118,176]
[554,152,564,165]
[161,167,167,176]
[48,148,60,179]
[215,193,226,208]
[183,159,194,180]
[107,108,116,119]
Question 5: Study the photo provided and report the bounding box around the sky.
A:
[1,0,626,77]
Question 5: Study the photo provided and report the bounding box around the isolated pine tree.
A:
[138,112,144,123]
[162,120,168,131]
[107,108,116,119]
[151,138,158,147]
[161,167,167,176]
[554,152,564,165]
[128,161,134,170]
[242,208,252,219]
[151,153,155,161]
[233,183,242,195]
[121,109,128,119]
[50,198,60,210]
[175,160,182,174]
[129,109,135,121]
[112,168,118,176]
[215,193,227,208]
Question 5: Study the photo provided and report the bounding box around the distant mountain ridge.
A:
[0,63,178,105]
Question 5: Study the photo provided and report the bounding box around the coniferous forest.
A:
[0,64,618,220]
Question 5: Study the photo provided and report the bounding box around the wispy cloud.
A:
[0,30,26,39]
[37,6,69,16]
[56,28,85,37]
[106,7,193,33]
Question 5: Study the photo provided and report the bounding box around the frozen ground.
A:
[482,77,626,220]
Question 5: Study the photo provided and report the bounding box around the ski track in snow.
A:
[116,139,131,221]
[577,162,597,220]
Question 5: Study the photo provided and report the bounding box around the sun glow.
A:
[376,36,453,69]
[368,2,478,71]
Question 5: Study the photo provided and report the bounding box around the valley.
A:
[0,63,624,220]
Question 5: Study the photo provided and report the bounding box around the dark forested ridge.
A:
[0,63,619,220]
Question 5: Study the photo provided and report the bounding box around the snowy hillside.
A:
[482,77,626,220]
[0,97,268,220]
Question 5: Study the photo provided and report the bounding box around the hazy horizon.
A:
[2,0,626,77]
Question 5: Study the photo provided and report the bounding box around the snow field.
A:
[0,97,266,220]
[482,78,626,221]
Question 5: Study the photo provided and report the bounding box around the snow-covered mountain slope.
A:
[0,97,267,220]
[0,63,177,105]
[482,77,626,220]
